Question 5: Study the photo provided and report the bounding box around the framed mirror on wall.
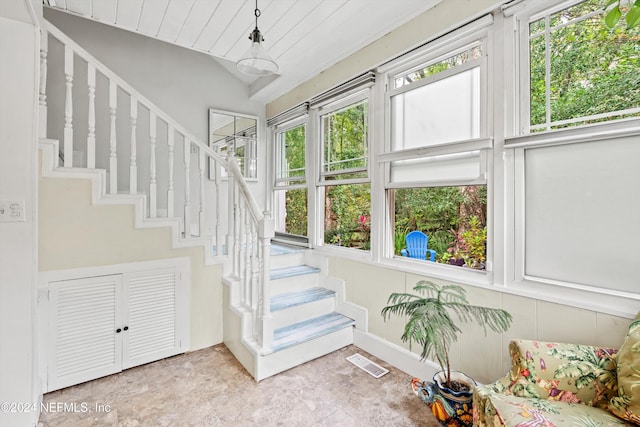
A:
[209,109,258,180]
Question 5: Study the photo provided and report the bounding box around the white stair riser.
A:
[270,252,305,270]
[270,273,320,295]
[257,326,353,381]
[272,297,336,330]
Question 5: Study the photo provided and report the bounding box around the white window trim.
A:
[503,1,640,317]
[379,20,492,277]
[273,116,307,189]
[318,90,371,184]
[314,88,373,252]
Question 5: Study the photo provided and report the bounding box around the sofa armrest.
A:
[499,339,618,407]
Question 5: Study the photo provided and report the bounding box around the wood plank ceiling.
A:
[45,0,443,103]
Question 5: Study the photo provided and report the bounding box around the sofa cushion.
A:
[474,385,630,427]
[502,340,618,408]
[609,313,640,425]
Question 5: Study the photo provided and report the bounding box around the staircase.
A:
[223,243,362,380]
[38,19,363,382]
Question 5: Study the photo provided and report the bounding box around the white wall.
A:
[0,1,40,425]
[331,257,630,384]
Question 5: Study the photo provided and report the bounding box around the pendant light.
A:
[236,0,278,76]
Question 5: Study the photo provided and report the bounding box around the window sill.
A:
[504,276,639,320]
[311,247,638,320]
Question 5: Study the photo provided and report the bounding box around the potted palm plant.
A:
[381,280,512,426]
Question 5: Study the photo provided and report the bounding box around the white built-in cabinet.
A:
[39,258,189,392]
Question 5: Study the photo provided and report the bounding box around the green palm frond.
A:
[381,280,512,386]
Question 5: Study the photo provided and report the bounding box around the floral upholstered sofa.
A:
[473,336,639,426]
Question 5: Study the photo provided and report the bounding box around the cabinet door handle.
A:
[123,326,129,331]
[116,328,122,333]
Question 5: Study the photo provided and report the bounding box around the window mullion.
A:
[544,14,551,132]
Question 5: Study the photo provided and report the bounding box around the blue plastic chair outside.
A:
[401,231,436,262]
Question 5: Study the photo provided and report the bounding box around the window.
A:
[319,96,371,250]
[508,0,640,302]
[526,0,640,132]
[321,99,369,180]
[382,36,490,270]
[273,120,307,237]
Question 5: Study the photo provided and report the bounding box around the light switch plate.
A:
[0,200,26,222]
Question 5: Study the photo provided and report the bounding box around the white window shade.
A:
[524,136,640,294]
[391,67,480,150]
[390,151,484,186]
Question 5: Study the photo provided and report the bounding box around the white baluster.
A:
[149,112,157,218]
[198,148,205,236]
[244,206,252,309]
[239,203,247,306]
[39,29,48,139]
[109,80,117,194]
[129,97,137,195]
[87,63,96,169]
[250,222,259,313]
[167,125,175,217]
[183,137,191,238]
[63,45,73,167]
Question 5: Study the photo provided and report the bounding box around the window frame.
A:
[377,23,492,278]
[317,90,371,186]
[514,0,640,134]
[273,116,308,190]
[504,0,640,316]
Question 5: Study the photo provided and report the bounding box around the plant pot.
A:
[449,258,466,267]
[411,371,476,427]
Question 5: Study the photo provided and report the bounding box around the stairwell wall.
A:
[43,8,268,233]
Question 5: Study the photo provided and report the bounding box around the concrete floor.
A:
[38,344,440,426]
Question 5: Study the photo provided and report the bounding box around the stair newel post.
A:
[87,63,96,169]
[258,210,274,350]
[167,125,175,217]
[108,80,117,194]
[149,112,157,218]
[129,96,138,195]
[183,137,192,238]
[198,148,205,236]
[63,45,73,167]
[39,29,48,139]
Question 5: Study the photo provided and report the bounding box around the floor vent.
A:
[346,354,389,378]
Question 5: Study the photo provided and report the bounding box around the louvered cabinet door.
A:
[48,275,123,391]
[122,268,184,369]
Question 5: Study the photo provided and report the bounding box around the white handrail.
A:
[227,155,265,224]
[45,21,226,167]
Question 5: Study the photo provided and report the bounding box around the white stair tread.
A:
[272,312,355,353]
[270,265,320,280]
[270,287,335,312]
[270,243,305,256]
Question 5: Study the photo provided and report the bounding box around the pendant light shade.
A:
[236,2,278,76]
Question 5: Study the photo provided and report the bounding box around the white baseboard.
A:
[353,329,439,380]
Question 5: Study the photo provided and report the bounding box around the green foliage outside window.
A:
[394,186,487,270]
[530,0,640,129]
